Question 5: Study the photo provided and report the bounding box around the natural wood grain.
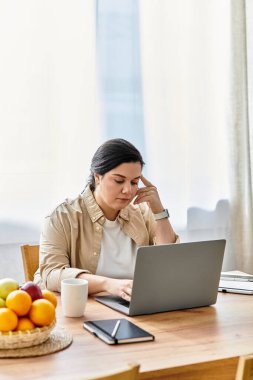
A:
[20,244,39,281]
[236,354,253,380]
[81,363,140,380]
[1,293,253,379]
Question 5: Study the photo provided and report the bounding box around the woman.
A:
[34,139,178,301]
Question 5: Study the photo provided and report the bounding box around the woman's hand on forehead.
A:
[134,175,164,214]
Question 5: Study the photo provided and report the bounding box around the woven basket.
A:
[0,320,56,349]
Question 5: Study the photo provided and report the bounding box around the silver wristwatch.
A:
[153,209,170,220]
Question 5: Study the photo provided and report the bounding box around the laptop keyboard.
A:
[117,299,130,307]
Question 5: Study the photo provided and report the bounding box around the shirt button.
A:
[93,252,98,256]
[95,225,100,231]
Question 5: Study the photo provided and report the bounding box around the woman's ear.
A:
[94,173,100,186]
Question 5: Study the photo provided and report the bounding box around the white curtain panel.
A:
[0,0,101,244]
[228,0,253,272]
[139,1,231,251]
[139,0,253,272]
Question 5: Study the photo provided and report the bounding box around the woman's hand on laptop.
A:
[134,175,164,214]
[105,278,133,302]
[77,273,132,300]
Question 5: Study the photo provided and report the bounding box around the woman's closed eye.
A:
[114,179,139,186]
[114,180,124,184]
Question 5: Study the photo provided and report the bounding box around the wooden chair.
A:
[236,354,253,380]
[81,364,140,380]
[20,244,40,282]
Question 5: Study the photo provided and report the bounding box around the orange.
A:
[16,317,35,331]
[0,308,18,332]
[42,289,57,308]
[29,299,55,327]
[6,290,32,316]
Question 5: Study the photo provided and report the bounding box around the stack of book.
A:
[219,271,253,294]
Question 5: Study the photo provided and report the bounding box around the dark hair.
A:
[86,138,145,191]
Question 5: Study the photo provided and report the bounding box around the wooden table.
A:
[1,292,253,379]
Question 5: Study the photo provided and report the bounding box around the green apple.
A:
[0,297,5,307]
[0,278,19,299]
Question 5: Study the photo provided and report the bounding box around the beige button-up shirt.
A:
[34,186,156,291]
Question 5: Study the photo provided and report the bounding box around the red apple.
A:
[21,281,43,302]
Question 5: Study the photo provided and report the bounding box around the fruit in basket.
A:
[0,278,19,299]
[0,279,57,332]
[0,298,5,308]
[6,290,32,316]
[0,308,18,332]
[42,289,57,308]
[20,281,43,301]
[29,299,55,326]
[15,317,35,331]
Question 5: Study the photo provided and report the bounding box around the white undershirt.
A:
[95,218,137,279]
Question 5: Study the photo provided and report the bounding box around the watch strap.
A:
[153,209,170,220]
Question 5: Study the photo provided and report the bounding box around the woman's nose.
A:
[122,182,131,194]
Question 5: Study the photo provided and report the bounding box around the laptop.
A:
[95,239,226,316]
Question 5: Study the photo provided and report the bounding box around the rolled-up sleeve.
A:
[39,213,89,292]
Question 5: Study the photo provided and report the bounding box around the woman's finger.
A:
[137,185,157,192]
[134,189,159,203]
[125,286,132,296]
[121,291,131,302]
[140,174,154,187]
[119,281,133,301]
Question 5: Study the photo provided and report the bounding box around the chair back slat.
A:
[236,355,253,380]
[21,244,40,282]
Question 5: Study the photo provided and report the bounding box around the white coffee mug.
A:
[61,278,88,317]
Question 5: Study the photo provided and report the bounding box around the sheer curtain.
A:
[139,1,232,267]
[228,0,253,272]
[139,0,253,273]
[0,0,101,244]
[0,1,100,280]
